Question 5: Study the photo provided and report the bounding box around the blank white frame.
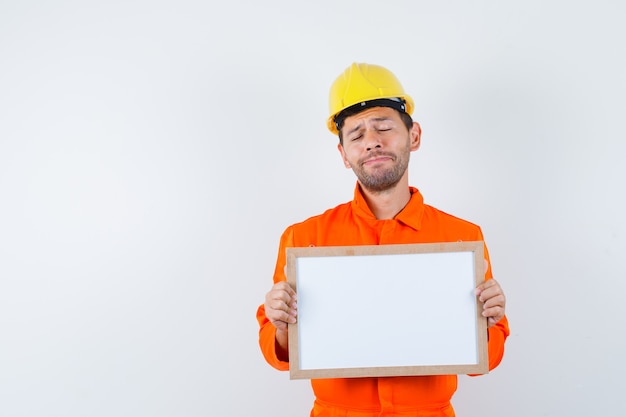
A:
[286,241,488,379]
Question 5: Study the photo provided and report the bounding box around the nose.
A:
[363,129,382,152]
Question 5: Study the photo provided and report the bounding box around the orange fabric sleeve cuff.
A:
[257,304,290,371]
[487,315,510,371]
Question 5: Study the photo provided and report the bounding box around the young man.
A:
[256,63,509,417]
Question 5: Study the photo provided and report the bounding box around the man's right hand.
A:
[264,281,298,332]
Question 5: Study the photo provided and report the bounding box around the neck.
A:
[359,178,411,220]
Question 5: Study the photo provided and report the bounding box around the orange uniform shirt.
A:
[257,185,510,417]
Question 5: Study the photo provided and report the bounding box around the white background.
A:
[1,1,624,416]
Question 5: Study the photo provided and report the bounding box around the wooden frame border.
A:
[286,241,488,379]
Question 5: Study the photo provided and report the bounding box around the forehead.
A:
[343,106,401,128]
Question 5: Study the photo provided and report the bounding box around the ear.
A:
[337,143,351,168]
[409,121,422,151]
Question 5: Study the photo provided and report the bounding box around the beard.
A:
[352,146,410,193]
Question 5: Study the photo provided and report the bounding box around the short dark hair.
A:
[337,108,414,145]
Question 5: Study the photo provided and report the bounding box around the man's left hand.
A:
[475,278,506,328]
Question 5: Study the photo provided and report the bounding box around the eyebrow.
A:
[346,117,393,136]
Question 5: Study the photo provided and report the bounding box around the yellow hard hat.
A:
[327,62,414,134]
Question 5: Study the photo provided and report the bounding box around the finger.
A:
[267,306,297,325]
[481,294,505,310]
[475,280,502,300]
[265,292,297,315]
[265,301,297,327]
[272,281,297,300]
[483,307,504,326]
[267,283,297,304]
[487,316,503,328]
[265,290,298,324]
[478,285,505,305]
[476,277,499,292]
[478,287,500,303]
[266,289,293,306]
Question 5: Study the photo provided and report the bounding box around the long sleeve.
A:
[256,305,289,371]
[256,227,294,371]
[487,316,510,371]
[479,242,510,372]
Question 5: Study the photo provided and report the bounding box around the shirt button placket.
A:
[379,220,396,245]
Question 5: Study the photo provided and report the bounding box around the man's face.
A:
[338,107,421,193]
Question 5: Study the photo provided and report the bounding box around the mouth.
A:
[361,153,395,166]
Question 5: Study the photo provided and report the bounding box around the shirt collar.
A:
[351,183,425,230]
